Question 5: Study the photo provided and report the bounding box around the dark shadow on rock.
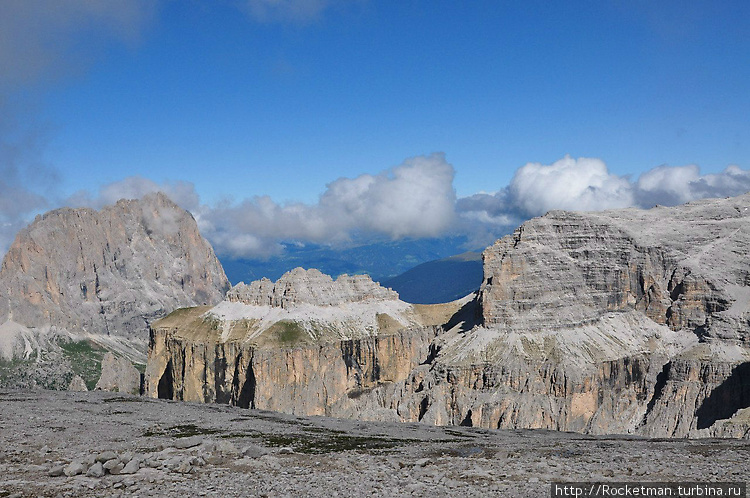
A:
[647,362,670,414]
[237,359,256,409]
[443,293,480,334]
[157,360,174,400]
[214,354,229,404]
[695,362,750,429]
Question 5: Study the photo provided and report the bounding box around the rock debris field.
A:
[1,390,748,497]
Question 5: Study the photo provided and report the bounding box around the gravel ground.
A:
[0,389,747,497]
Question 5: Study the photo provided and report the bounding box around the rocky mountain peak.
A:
[226,267,399,308]
[0,192,230,340]
[479,193,750,339]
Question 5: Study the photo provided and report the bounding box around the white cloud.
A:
[636,164,750,207]
[320,153,457,238]
[3,151,748,261]
[636,164,701,206]
[62,154,457,259]
[508,155,634,216]
[455,156,750,239]
[200,153,457,257]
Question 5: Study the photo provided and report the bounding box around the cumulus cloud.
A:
[3,151,748,261]
[199,153,457,257]
[56,155,750,260]
[456,155,636,234]
[320,154,456,238]
[456,156,750,240]
[508,156,634,216]
[59,154,457,259]
[636,164,750,207]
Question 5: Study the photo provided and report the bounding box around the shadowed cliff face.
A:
[146,320,440,419]
[146,194,750,438]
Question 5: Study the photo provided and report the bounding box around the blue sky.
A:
[2,0,749,257]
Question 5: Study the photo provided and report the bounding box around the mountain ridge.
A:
[146,193,750,438]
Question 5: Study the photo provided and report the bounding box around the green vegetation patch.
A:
[143,423,225,438]
[262,432,413,454]
[59,339,109,390]
[268,321,308,345]
[0,357,26,387]
[102,396,146,403]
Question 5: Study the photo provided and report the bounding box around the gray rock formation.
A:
[67,375,88,392]
[0,192,230,388]
[479,199,749,339]
[144,268,459,414]
[95,352,141,395]
[0,192,229,340]
[227,267,400,307]
[145,194,750,438]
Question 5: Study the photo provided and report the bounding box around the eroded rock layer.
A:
[147,194,750,437]
[144,270,458,420]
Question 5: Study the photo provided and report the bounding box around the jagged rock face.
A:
[406,194,750,436]
[479,197,749,339]
[227,268,399,308]
[146,311,439,419]
[145,269,460,417]
[0,192,230,341]
[146,195,750,438]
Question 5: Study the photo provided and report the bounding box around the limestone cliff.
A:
[394,195,750,436]
[0,193,229,388]
[145,269,459,419]
[147,194,750,437]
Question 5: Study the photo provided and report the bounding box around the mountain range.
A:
[218,236,483,284]
[1,190,749,440]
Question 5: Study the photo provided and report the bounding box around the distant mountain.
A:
[382,252,483,304]
[218,237,480,285]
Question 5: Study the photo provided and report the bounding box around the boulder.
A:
[67,375,88,392]
[95,353,140,394]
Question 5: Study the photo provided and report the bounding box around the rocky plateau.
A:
[1,389,748,497]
